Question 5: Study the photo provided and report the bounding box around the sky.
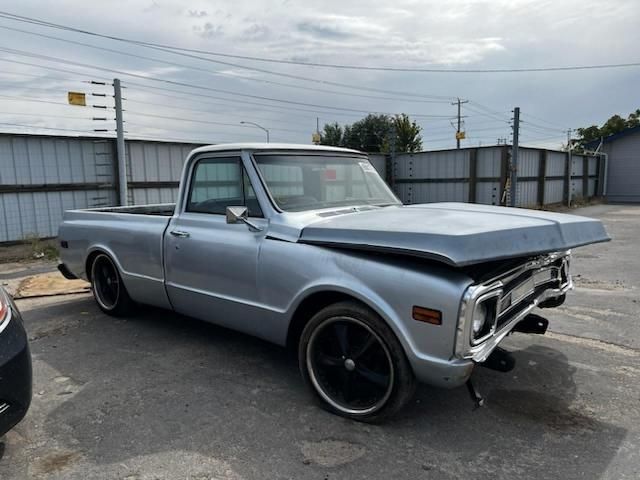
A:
[0,0,638,150]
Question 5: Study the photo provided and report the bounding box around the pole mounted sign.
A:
[67,92,86,106]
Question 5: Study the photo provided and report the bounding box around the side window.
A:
[187,157,263,217]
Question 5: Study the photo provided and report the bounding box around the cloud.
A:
[0,0,637,148]
[296,21,354,40]
[187,9,208,18]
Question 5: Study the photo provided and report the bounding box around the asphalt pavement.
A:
[0,204,638,480]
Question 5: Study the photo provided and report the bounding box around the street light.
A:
[240,121,270,143]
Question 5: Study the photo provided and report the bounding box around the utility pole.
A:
[113,78,127,206]
[451,97,469,149]
[509,106,520,207]
[567,128,573,207]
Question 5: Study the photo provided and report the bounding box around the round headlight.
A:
[472,302,487,336]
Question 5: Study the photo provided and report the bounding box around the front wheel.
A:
[298,301,416,422]
[90,253,134,316]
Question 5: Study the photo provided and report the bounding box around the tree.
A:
[342,114,392,152]
[320,122,344,146]
[391,114,423,153]
[319,113,423,153]
[576,108,640,147]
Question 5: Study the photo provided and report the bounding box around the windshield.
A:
[253,153,400,212]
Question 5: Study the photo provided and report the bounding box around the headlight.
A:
[472,302,487,336]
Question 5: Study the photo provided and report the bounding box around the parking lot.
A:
[0,204,638,480]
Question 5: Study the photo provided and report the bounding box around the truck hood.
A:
[293,203,609,267]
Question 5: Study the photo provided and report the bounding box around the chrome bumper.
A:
[455,251,572,363]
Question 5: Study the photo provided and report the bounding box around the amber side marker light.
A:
[412,306,442,325]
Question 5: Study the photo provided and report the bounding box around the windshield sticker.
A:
[359,162,376,173]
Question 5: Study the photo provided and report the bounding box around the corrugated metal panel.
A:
[571,155,584,176]
[394,150,469,204]
[516,181,538,207]
[476,147,502,178]
[368,154,386,177]
[546,152,566,176]
[398,182,468,205]
[518,149,539,178]
[0,135,115,184]
[588,179,596,197]
[127,141,198,183]
[0,189,117,242]
[475,181,501,205]
[588,156,598,176]
[603,133,640,202]
[131,187,178,206]
[544,180,564,204]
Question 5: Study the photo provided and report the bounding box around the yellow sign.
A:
[455,131,466,140]
[312,132,321,144]
[67,91,86,106]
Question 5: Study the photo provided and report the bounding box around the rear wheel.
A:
[90,253,134,316]
[298,301,415,422]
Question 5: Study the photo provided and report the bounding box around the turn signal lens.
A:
[412,306,442,325]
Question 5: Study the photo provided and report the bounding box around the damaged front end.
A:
[455,250,571,364]
[456,251,572,408]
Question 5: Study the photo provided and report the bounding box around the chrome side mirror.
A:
[225,206,262,232]
[226,206,248,224]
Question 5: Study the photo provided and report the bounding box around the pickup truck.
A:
[58,143,609,422]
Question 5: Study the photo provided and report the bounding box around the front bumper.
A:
[455,251,572,363]
[0,289,32,437]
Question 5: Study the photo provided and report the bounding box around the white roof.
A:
[189,143,363,155]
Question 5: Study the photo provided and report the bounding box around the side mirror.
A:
[225,206,263,232]
[226,206,248,224]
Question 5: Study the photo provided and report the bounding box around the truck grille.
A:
[496,258,569,329]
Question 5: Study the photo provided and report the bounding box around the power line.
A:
[124,97,318,129]
[125,110,310,135]
[1,11,637,74]
[0,121,108,134]
[0,46,457,118]
[1,111,108,121]
[0,23,451,105]
[521,112,570,130]
[0,12,455,101]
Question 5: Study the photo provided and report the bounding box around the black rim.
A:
[92,255,120,310]
[307,317,394,415]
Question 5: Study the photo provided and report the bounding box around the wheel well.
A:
[85,250,105,281]
[286,291,361,350]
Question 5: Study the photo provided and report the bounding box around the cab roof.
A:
[189,143,363,156]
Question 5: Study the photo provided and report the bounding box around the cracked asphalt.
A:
[0,204,638,480]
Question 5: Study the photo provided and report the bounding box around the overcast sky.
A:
[0,0,638,149]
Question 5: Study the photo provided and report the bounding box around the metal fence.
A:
[0,133,200,242]
[383,146,603,208]
[0,134,604,242]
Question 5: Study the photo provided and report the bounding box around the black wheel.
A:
[90,253,134,316]
[299,301,415,422]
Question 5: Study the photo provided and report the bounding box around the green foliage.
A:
[391,114,423,153]
[319,122,343,147]
[320,113,423,153]
[576,108,640,146]
[24,234,59,260]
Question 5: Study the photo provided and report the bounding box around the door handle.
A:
[170,230,190,238]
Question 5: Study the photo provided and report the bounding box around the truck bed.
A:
[58,205,174,309]
[83,203,176,216]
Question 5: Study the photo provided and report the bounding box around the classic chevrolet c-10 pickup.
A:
[58,143,609,421]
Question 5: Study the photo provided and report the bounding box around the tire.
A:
[298,300,416,423]
[89,253,134,316]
